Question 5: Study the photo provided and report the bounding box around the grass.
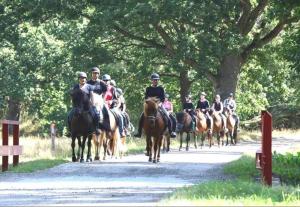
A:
[163,153,300,206]
[8,159,68,173]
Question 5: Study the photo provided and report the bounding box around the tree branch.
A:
[239,0,268,36]
[237,0,252,33]
[112,24,165,50]
[241,17,299,60]
[153,23,176,55]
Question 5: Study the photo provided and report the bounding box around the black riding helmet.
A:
[78,72,87,78]
[150,73,160,80]
[91,67,100,73]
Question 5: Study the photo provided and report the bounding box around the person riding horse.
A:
[134,73,177,138]
[196,92,212,130]
[102,74,126,137]
[211,94,228,133]
[162,93,177,131]
[183,95,196,130]
[223,93,240,130]
[67,72,102,137]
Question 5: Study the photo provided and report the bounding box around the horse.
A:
[143,97,167,163]
[176,111,197,151]
[91,92,123,160]
[224,107,238,145]
[69,88,94,162]
[209,109,225,147]
[194,109,213,148]
[162,134,170,153]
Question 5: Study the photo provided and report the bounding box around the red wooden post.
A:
[13,124,20,167]
[2,122,9,172]
[261,110,272,186]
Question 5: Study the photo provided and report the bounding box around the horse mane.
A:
[70,88,91,110]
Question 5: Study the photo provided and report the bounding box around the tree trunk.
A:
[179,70,191,108]
[6,97,21,121]
[215,54,243,99]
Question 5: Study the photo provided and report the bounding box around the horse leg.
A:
[194,132,197,149]
[167,135,170,152]
[80,136,87,163]
[148,136,152,162]
[153,137,158,163]
[186,132,190,151]
[157,136,163,162]
[93,134,100,160]
[179,132,183,151]
[86,135,93,162]
[145,135,150,156]
[71,137,76,162]
[76,136,81,162]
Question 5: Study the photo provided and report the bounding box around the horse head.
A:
[70,88,91,117]
[144,97,160,128]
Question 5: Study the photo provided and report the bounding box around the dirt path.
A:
[0,136,299,206]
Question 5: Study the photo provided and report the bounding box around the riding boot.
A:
[168,118,176,138]
[170,114,177,133]
[134,113,144,138]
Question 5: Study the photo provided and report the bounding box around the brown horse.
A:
[195,109,213,148]
[143,97,167,163]
[209,110,225,147]
[91,92,122,160]
[224,107,238,145]
[176,111,197,151]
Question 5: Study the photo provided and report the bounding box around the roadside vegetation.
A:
[163,152,300,206]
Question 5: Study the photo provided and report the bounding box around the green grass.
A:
[163,154,300,206]
[8,159,68,173]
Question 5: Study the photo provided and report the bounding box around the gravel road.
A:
[0,136,299,206]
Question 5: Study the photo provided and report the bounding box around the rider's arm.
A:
[170,102,173,113]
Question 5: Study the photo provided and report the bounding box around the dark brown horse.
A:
[224,107,238,145]
[69,88,94,162]
[209,110,225,147]
[176,111,197,151]
[195,109,213,148]
[143,97,167,163]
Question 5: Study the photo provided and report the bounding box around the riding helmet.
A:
[229,93,233,97]
[91,67,100,73]
[116,88,123,95]
[200,92,206,96]
[78,72,87,78]
[150,73,160,80]
[165,93,170,98]
[102,74,111,81]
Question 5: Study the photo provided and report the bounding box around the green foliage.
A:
[273,151,300,186]
[7,159,68,173]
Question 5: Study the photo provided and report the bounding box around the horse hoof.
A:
[148,158,152,162]
[94,156,100,160]
[186,147,189,151]
[145,152,150,156]
[153,160,157,163]
[72,157,77,162]
[179,148,182,151]
[157,159,160,163]
[86,158,92,162]
[80,158,84,163]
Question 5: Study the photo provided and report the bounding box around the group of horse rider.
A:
[68,69,239,139]
[67,67,128,138]
[183,91,240,132]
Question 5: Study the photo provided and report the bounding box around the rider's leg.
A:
[90,107,100,135]
[118,113,125,137]
[134,112,144,138]
[169,113,177,136]
[220,113,228,132]
[160,107,176,138]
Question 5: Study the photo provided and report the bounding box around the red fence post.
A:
[2,122,9,172]
[13,124,20,167]
[261,110,272,186]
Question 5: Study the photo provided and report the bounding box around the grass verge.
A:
[8,159,68,173]
[163,153,300,206]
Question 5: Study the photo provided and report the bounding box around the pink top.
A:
[163,100,172,112]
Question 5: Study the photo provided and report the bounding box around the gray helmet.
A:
[91,67,100,73]
[229,93,233,97]
[116,88,123,95]
[110,80,116,86]
[165,93,170,98]
[102,74,111,81]
[78,72,87,78]
[150,73,160,80]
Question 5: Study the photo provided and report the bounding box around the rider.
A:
[211,94,228,132]
[223,93,240,130]
[134,73,177,138]
[102,75,126,137]
[183,94,196,130]
[163,93,177,133]
[87,67,107,123]
[196,92,212,130]
[67,72,100,137]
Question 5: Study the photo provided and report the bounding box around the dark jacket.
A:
[145,86,165,102]
[87,79,107,94]
[196,100,210,111]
